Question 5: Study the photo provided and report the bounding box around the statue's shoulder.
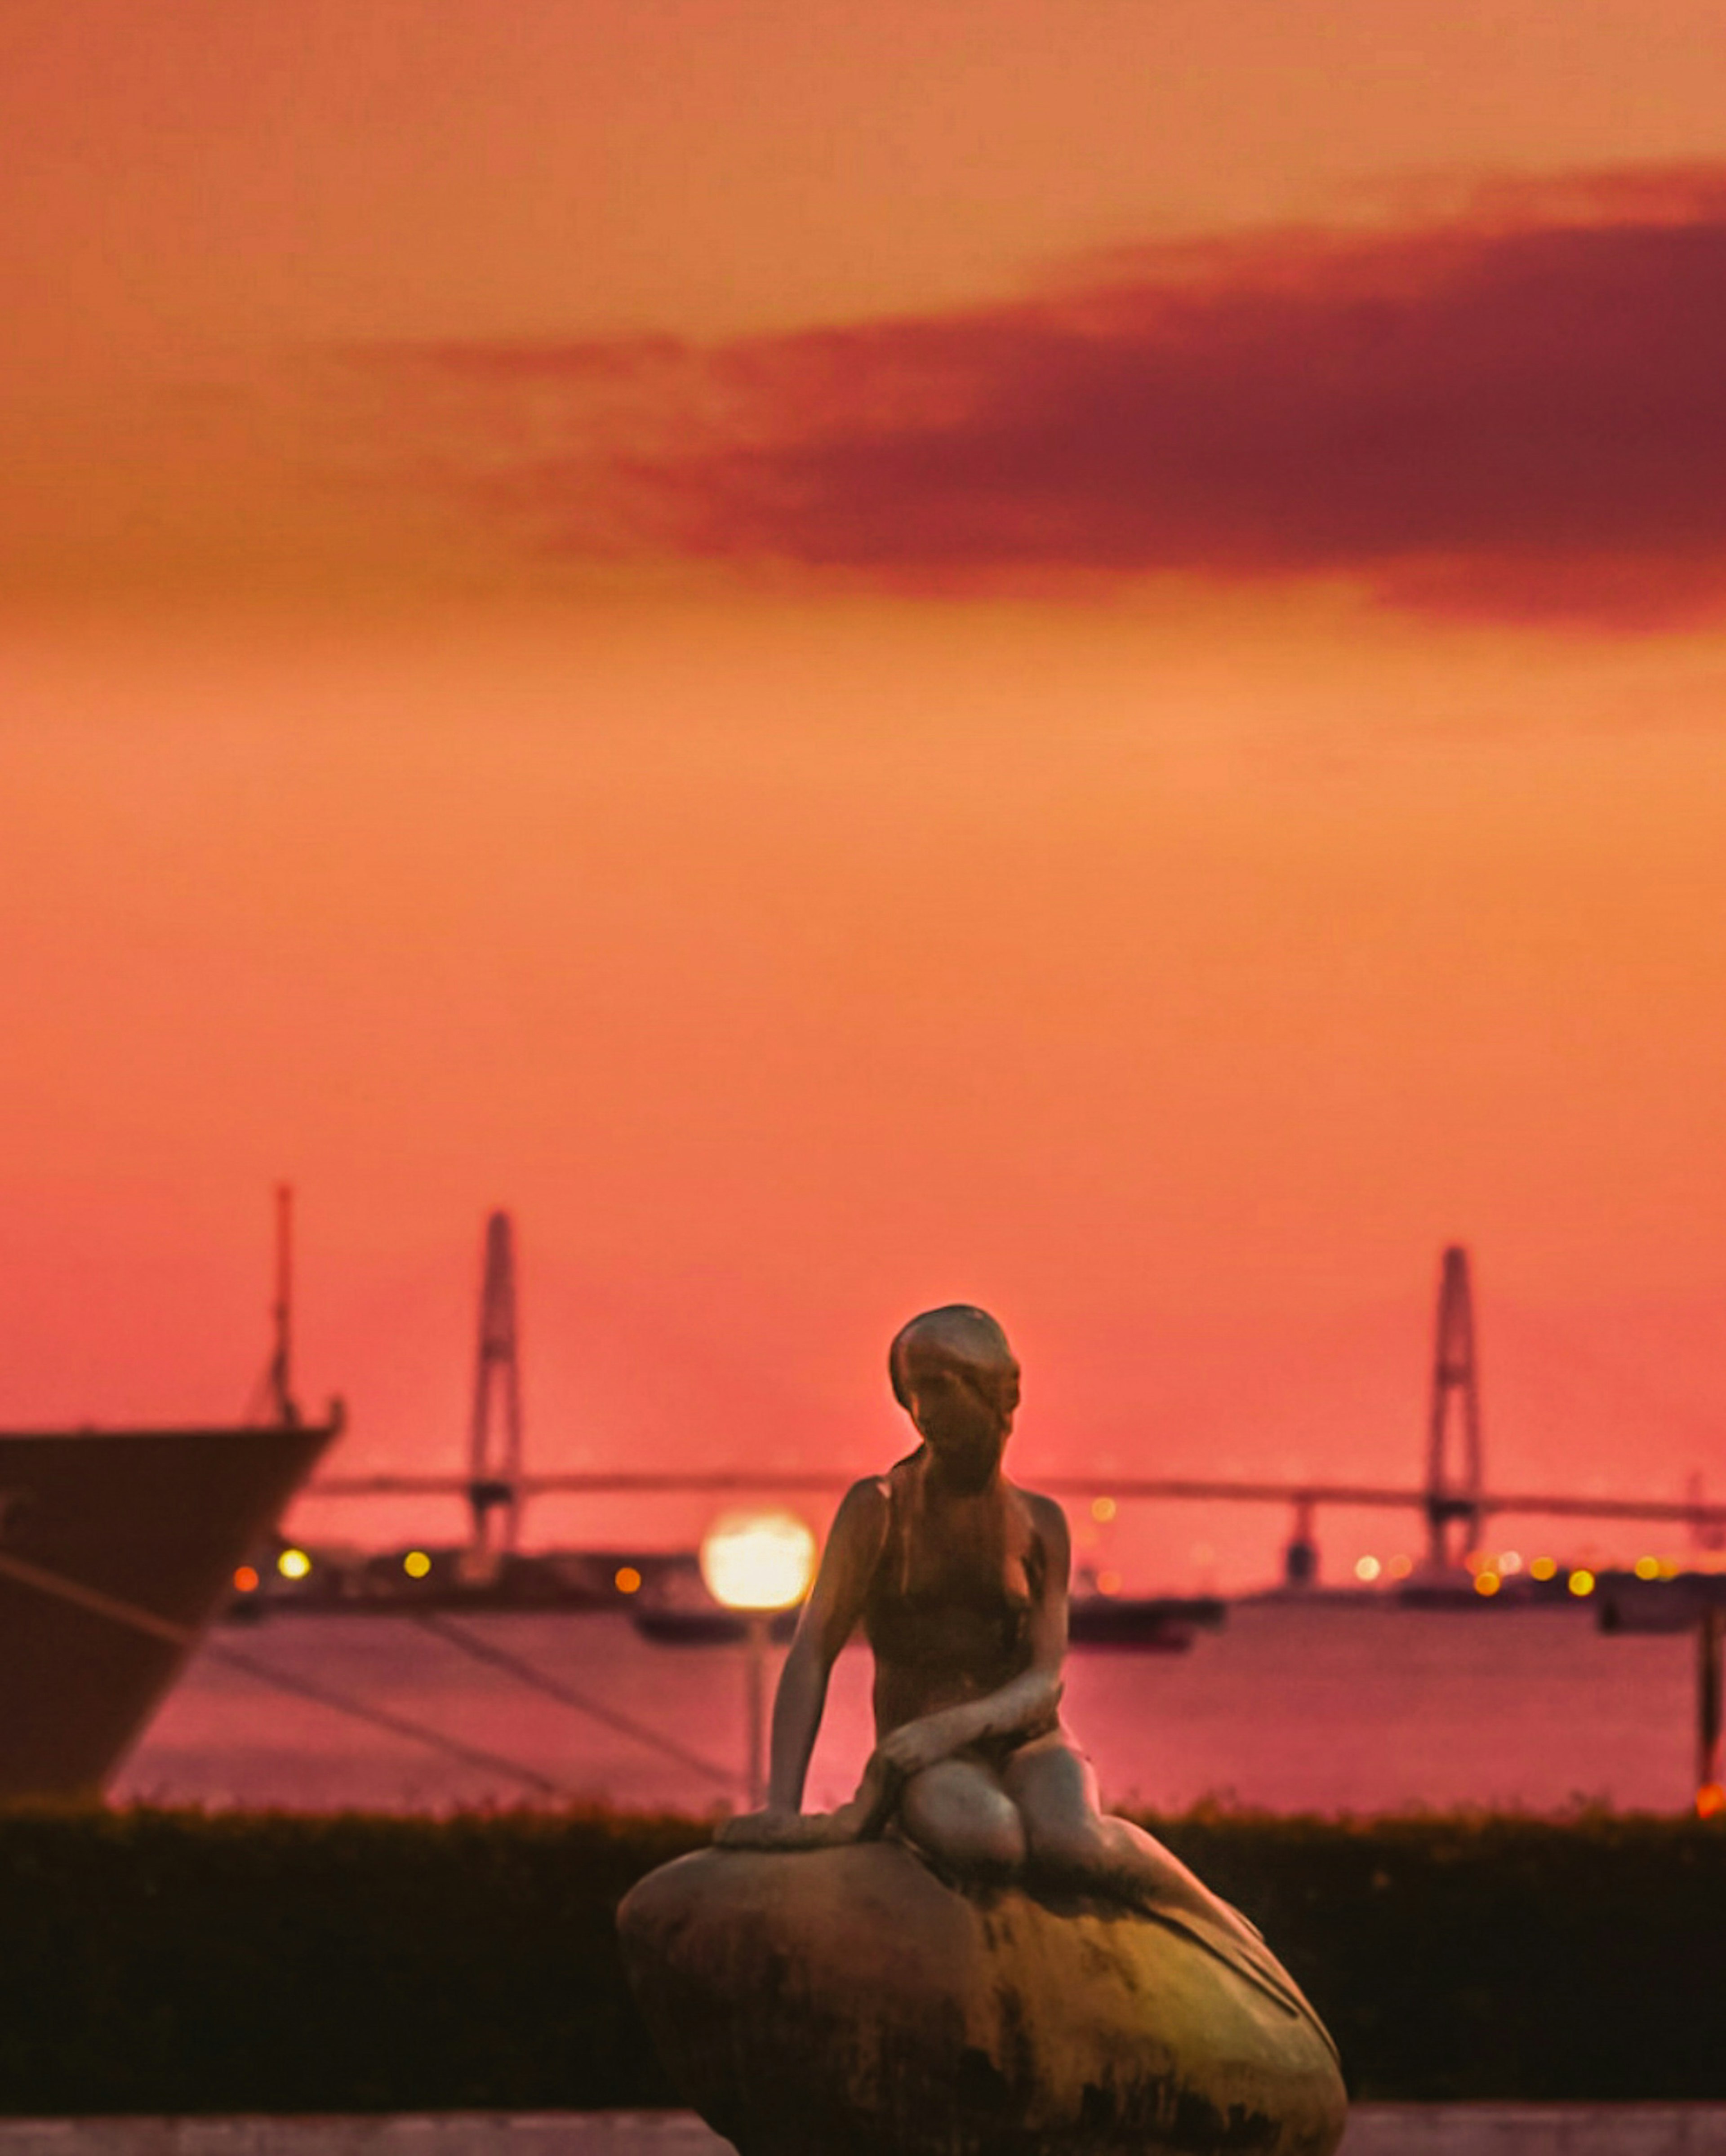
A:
[828,1472,895,1551]
[841,1451,923,1517]
[1009,1482,1071,1547]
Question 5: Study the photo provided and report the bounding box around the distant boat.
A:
[1394,1577,1497,1611]
[0,1415,340,1799]
[1068,1593,1226,1651]
[627,1578,1225,1653]
[631,1605,803,1647]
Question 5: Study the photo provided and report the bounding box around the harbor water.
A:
[118,1597,1701,1815]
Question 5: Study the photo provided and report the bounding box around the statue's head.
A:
[888,1306,1020,1483]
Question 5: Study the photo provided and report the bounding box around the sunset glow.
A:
[699,1512,819,1615]
[6,2,1726,1593]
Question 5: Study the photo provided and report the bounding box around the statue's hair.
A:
[888,1305,1020,1415]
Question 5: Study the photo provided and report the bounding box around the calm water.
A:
[119,1598,1699,1815]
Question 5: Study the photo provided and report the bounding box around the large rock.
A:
[618,1843,1346,2156]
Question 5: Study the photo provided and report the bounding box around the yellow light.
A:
[1568,1568,1596,1597]
[1474,1570,1501,1597]
[614,1565,642,1595]
[403,1550,432,1579]
[700,1509,818,1613]
[1355,1555,1381,1583]
[1090,1496,1117,1522]
[1388,1554,1413,1580]
[232,1566,259,1593]
[1499,1551,1523,1575]
[277,1547,311,1581]
[1634,1555,1661,1582]
[1096,1569,1122,1596]
[1697,1783,1726,1819]
[1530,1557,1557,1582]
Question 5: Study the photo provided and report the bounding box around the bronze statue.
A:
[720,1305,1321,2023]
[619,1307,1346,2156]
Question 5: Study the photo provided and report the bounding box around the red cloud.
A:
[399,169,1726,627]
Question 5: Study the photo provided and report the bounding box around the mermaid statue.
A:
[718,1304,1330,2033]
[619,1306,1346,2156]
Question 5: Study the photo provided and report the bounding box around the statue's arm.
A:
[873,1493,1070,1777]
[715,1480,887,1845]
[988,1489,1069,1737]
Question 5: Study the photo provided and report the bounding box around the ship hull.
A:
[0,1421,337,1799]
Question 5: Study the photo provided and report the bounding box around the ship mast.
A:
[249,1183,301,1427]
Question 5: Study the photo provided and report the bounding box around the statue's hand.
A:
[716,1807,807,1848]
[873,1713,963,1780]
[716,1805,866,1851]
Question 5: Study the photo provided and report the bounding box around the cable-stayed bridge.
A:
[310,1227,1726,1579]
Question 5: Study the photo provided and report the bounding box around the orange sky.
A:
[5,1,1726,1585]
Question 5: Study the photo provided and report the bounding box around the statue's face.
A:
[900,1345,1010,1486]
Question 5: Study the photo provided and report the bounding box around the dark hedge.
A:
[0,1806,1719,2113]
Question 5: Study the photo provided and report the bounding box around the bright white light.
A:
[1354,1555,1381,1583]
[277,1547,311,1581]
[700,1509,818,1612]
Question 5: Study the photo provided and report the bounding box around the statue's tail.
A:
[1110,1821,1341,2069]
[1143,1902,1340,2068]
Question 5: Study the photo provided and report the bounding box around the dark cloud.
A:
[397,169,1726,627]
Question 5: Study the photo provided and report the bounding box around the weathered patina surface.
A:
[619,1841,1346,2156]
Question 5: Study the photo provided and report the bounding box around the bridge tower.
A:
[1282,1495,1319,1589]
[467,1210,524,1557]
[1424,1244,1484,1574]
[1687,1471,1726,1553]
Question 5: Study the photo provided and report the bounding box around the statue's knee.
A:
[902,1778,1025,1876]
[959,1805,1027,1877]
[981,1802,1029,1872]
